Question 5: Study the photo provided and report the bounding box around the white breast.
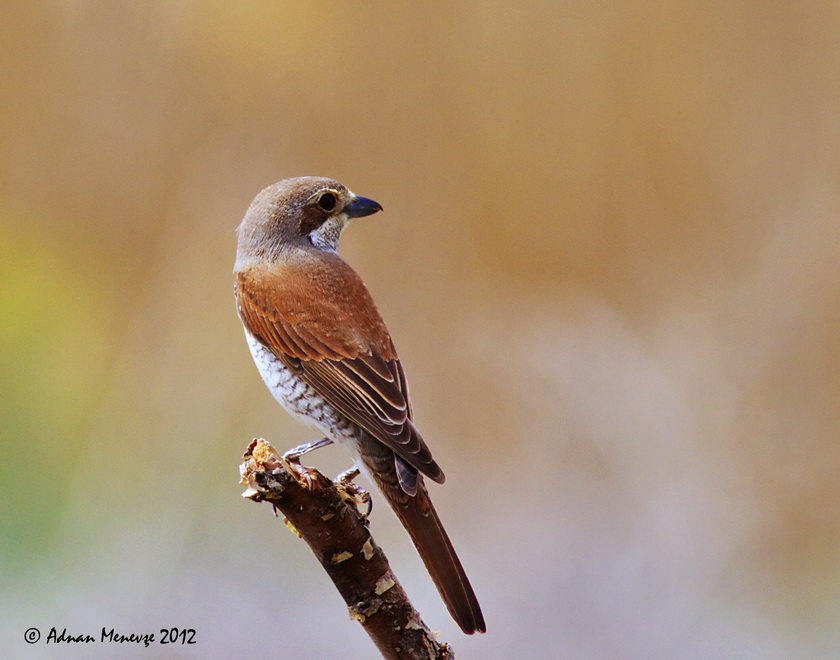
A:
[244,330,360,446]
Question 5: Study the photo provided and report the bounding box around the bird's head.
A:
[235,176,382,268]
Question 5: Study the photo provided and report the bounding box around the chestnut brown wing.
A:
[235,263,444,483]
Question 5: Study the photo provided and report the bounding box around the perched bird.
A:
[234,176,485,634]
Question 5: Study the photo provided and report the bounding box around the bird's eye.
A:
[317,192,337,212]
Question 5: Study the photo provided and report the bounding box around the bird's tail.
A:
[389,482,486,635]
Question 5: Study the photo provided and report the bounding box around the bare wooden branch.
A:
[240,438,454,660]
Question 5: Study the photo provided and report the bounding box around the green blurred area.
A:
[0,215,110,564]
[2,2,840,658]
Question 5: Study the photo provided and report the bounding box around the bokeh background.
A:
[3,2,840,658]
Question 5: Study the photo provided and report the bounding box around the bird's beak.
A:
[345,195,383,218]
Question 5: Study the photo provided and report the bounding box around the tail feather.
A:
[358,439,485,633]
[390,482,486,634]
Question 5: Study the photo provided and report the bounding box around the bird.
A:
[233,176,486,635]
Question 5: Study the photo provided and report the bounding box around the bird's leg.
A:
[335,466,373,518]
[335,465,360,482]
[283,436,333,462]
[279,437,334,490]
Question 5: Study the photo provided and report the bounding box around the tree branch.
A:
[239,438,453,660]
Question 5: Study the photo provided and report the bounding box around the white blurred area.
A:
[2,3,839,658]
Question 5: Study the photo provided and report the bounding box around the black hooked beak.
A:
[345,195,383,218]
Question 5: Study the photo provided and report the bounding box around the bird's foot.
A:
[281,437,333,489]
[278,456,316,489]
[334,467,372,518]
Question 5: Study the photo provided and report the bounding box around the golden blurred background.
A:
[3,2,840,658]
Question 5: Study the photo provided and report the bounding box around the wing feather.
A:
[236,261,444,483]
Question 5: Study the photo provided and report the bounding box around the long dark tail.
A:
[389,481,486,634]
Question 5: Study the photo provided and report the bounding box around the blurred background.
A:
[2,2,839,658]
